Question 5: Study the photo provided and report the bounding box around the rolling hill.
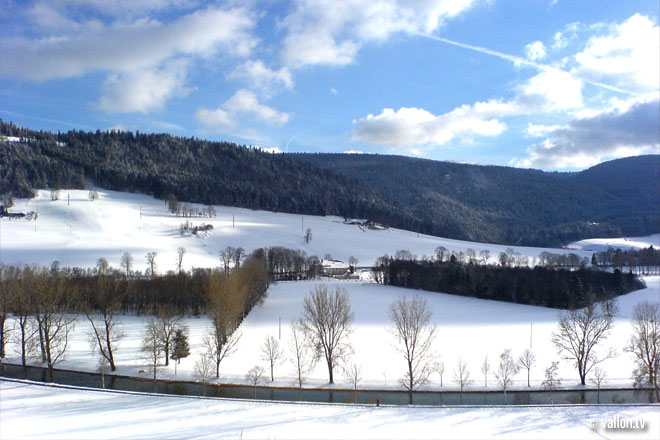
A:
[2,120,657,246]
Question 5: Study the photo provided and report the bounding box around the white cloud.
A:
[223,90,290,125]
[330,88,338,95]
[571,14,659,94]
[515,68,583,111]
[195,107,235,128]
[97,61,190,113]
[526,123,563,137]
[280,0,479,68]
[196,89,290,129]
[524,41,546,61]
[352,100,512,148]
[0,6,256,80]
[227,60,293,95]
[30,0,200,19]
[514,96,660,169]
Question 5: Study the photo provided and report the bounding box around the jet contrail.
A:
[417,33,633,95]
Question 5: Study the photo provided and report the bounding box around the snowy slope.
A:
[568,235,660,252]
[1,380,658,440]
[1,188,596,273]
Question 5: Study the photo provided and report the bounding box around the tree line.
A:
[591,246,660,275]
[0,257,269,379]
[372,255,644,309]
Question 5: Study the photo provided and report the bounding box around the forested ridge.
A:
[2,120,658,247]
[291,153,660,246]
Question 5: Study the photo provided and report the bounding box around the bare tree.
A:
[542,361,562,403]
[466,248,476,264]
[453,358,471,404]
[88,188,99,201]
[219,247,235,274]
[517,348,536,388]
[301,284,354,384]
[156,306,182,367]
[394,249,415,261]
[626,301,660,401]
[233,247,245,269]
[86,275,124,371]
[31,270,77,381]
[495,349,519,403]
[481,355,490,387]
[479,249,490,265]
[304,228,312,244]
[434,360,445,387]
[261,335,284,381]
[120,252,133,277]
[176,247,186,274]
[0,265,14,359]
[289,321,317,394]
[434,246,447,262]
[204,326,241,379]
[552,300,616,385]
[245,365,266,398]
[389,295,436,403]
[9,267,35,372]
[145,252,158,278]
[96,257,109,275]
[142,318,163,381]
[348,256,358,269]
[343,362,362,402]
[194,353,215,396]
[50,189,60,201]
[590,367,607,403]
[97,357,110,389]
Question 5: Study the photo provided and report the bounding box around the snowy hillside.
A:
[2,188,659,391]
[568,235,660,252]
[1,188,598,273]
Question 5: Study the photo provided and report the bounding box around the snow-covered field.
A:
[0,188,602,272]
[1,380,658,440]
[4,277,659,391]
[568,235,660,252]
[2,187,660,439]
[2,188,660,391]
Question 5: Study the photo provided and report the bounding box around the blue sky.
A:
[1,0,658,170]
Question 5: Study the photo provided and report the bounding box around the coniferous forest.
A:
[2,120,658,247]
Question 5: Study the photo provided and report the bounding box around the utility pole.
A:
[67,193,70,206]
[301,217,304,231]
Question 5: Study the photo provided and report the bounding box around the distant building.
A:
[321,259,349,276]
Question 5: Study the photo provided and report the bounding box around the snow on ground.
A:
[568,235,660,252]
[1,380,658,440]
[4,277,660,391]
[0,188,599,273]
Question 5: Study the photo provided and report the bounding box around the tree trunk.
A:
[164,341,170,366]
[105,325,116,371]
[0,321,5,358]
[270,363,274,381]
[327,358,334,384]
